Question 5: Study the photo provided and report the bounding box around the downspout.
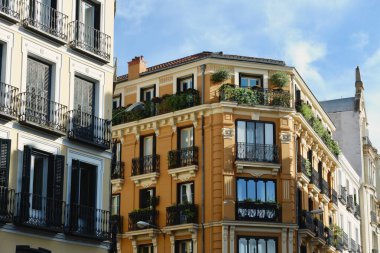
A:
[201,64,206,253]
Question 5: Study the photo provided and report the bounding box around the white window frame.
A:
[234,68,268,89]
[172,69,197,93]
[72,0,105,33]
[0,30,14,84]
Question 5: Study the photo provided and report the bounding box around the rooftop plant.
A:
[270,71,289,89]
[211,69,230,83]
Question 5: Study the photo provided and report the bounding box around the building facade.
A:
[112,52,343,253]
[321,68,380,253]
[0,0,115,252]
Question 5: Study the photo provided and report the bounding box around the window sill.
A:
[235,161,280,177]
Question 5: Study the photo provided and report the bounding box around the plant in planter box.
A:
[270,71,289,90]
[211,69,230,83]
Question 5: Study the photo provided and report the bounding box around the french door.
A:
[78,0,95,48]
[29,153,48,220]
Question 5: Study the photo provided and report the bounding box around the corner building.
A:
[0,0,115,252]
[112,52,342,253]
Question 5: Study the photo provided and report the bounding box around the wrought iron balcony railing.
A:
[297,156,311,179]
[343,231,349,249]
[299,210,315,232]
[110,214,123,233]
[320,179,330,197]
[111,161,124,180]
[236,201,281,222]
[168,146,199,169]
[335,234,344,250]
[310,169,320,187]
[236,143,279,163]
[65,203,110,240]
[347,195,354,212]
[220,87,291,108]
[68,20,111,62]
[314,219,324,240]
[166,203,198,226]
[0,187,15,223]
[372,249,379,253]
[14,192,65,232]
[67,110,111,149]
[339,186,347,205]
[17,92,67,135]
[331,189,338,205]
[354,204,360,219]
[371,211,377,224]
[22,0,68,41]
[325,227,334,246]
[0,0,20,20]
[351,239,357,252]
[0,82,18,119]
[128,208,158,231]
[132,155,160,176]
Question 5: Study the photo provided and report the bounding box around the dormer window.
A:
[140,86,156,102]
[239,74,262,89]
[177,75,194,92]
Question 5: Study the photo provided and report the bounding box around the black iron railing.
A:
[220,87,292,108]
[325,227,334,246]
[351,239,357,252]
[22,0,68,40]
[236,142,279,163]
[310,169,320,187]
[65,203,110,240]
[128,209,157,231]
[354,204,360,219]
[331,189,338,205]
[371,211,377,223]
[320,179,330,197]
[298,156,311,179]
[110,214,123,233]
[343,231,349,249]
[166,203,198,226]
[339,186,347,205]
[0,82,19,118]
[68,20,111,62]
[17,92,67,134]
[236,201,281,222]
[14,192,65,232]
[347,195,354,212]
[67,110,111,149]
[335,234,343,250]
[131,155,160,176]
[111,161,124,180]
[0,0,20,19]
[314,219,324,240]
[168,146,198,169]
[0,187,15,223]
[299,210,315,231]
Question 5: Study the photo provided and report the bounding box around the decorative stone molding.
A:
[222,128,234,139]
[319,193,330,204]
[235,161,280,176]
[280,131,292,143]
[297,172,310,188]
[130,172,160,187]
[111,179,125,193]
[168,165,198,181]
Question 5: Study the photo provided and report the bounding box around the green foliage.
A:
[304,159,312,177]
[211,69,230,83]
[270,71,289,89]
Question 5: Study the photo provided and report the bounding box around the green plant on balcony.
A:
[272,91,292,107]
[331,225,343,246]
[211,69,230,83]
[177,201,196,220]
[219,84,262,105]
[270,71,289,89]
[304,159,312,177]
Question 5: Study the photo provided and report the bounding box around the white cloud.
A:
[116,0,156,25]
[351,32,369,49]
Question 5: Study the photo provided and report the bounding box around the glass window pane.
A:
[266,181,276,202]
[237,179,247,201]
[247,180,256,201]
[241,77,248,88]
[239,238,248,253]
[257,180,265,202]
[237,121,246,143]
[143,137,153,156]
[265,124,274,145]
[248,239,257,253]
[258,239,266,253]
[247,122,255,144]
[267,240,276,252]
[256,123,264,145]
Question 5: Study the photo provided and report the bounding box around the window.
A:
[77,0,101,47]
[141,135,155,157]
[0,139,11,188]
[237,178,276,202]
[111,194,120,216]
[176,240,193,253]
[113,94,121,110]
[138,245,153,253]
[0,43,3,81]
[70,160,97,209]
[30,0,58,30]
[179,127,194,149]
[140,188,155,208]
[238,237,277,253]
[74,76,95,115]
[140,86,155,102]
[177,75,193,92]
[236,120,275,161]
[239,74,262,88]
[178,182,194,204]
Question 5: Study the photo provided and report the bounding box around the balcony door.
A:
[29,0,57,30]
[78,0,100,49]
[29,152,48,220]
[180,127,193,149]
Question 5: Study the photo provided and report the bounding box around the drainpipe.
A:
[295,136,300,253]
[201,64,206,253]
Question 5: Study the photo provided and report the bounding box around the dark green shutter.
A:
[0,139,11,188]
[20,145,32,221]
[176,78,181,93]
[54,155,65,201]
[70,159,80,205]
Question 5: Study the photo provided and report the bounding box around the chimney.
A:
[128,56,147,80]
[355,66,364,91]
[354,66,364,112]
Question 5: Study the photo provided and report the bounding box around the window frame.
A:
[177,75,194,93]
[138,244,153,253]
[239,73,263,89]
[177,126,195,149]
[140,85,156,102]
[237,236,278,253]
[235,120,276,145]
[175,240,193,253]
[74,75,96,115]
[177,181,194,204]
[111,193,120,216]
[140,187,156,209]
[140,134,156,158]
[236,177,277,203]
[113,94,122,110]
[26,56,53,98]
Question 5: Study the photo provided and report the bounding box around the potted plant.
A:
[270,71,289,90]
[211,69,230,83]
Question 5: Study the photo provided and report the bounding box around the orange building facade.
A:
[111,52,341,253]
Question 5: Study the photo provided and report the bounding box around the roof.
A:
[320,97,356,113]
[116,51,286,82]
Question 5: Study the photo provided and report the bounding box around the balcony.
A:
[354,204,360,219]
[373,249,379,253]
[166,203,198,226]
[14,192,65,232]
[308,169,320,195]
[314,219,324,240]
[67,110,111,149]
[17,92,67,135]
[325,227,334,246]
[319,179,330,204]
[65,203,110,240]
[0,0,20,21]
[351,239,357,252]
[220,86,292,108]
[347,195,354,212]
[335,234,343,251]
[110,214,123,233]
[0,82,18,119]
[131,155,160,187]
[168,146,198,181]
[297,156,311,186]
[236,201,281,222]
[112,89,200,126]
[0,187,15,223]
[299,210,315,234]
[343,231,349,249]
[111,161,124,180]
[371,211,377,224]
[68,20,111,63]
[22,0,68,42]
[339,186,347,205]
[128,208,158,231]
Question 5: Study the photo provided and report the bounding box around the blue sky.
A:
[114,0,380,149]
